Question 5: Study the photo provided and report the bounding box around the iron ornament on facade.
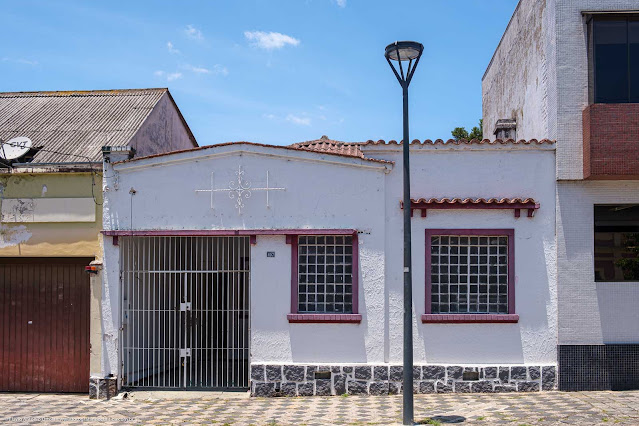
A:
[195,165,286,214]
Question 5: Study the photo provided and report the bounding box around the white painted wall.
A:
[557,181,639,345]
[100,142,557,377]
[101,144,388,375]
[364,144,557,365]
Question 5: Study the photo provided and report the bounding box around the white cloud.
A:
[154,70,183,81]
[185,24,203,40]
[263,113,277,120]
[335,0,346,7]
[244,31,300,50]
[167,41,180,54]
[286,114,311,126]
[183,64,229,76]
[188,65,210,74]
[2,57,38,66]
[212,64,229,76]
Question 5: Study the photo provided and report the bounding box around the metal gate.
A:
[120,236,250,390]
[0,257,92,392]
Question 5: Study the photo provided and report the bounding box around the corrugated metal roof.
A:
[0,88,168,163]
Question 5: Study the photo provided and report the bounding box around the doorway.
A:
[120,236,250,390]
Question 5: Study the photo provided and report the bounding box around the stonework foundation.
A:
[250,364,556,397]
[89,376,118,400]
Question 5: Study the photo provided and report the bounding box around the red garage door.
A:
[0,258,92,392]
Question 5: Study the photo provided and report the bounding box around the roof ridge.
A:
[116,141,394,165]
[0,88,168,97]
[362,138,555,146]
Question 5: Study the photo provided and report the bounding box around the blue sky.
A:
[1,0,519,145]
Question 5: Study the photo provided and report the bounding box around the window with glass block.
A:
[297,235,353,313]
[430,235,509,314]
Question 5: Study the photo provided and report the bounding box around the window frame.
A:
[287,232,361,323]
[589,14,639,104]
[594,204,639,282]
[423,229,518,324]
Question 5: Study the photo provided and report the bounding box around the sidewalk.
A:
[1,390,638,425]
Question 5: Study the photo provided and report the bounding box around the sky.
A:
[1,0,520,146]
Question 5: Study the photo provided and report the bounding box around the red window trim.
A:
[422,314,519,323]
[424,229,516,323]
[287,313,362,323]
[288,232,360,324]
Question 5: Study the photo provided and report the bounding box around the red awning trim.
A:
[402,197,540,218]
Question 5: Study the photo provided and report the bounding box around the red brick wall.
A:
[583,104,639,179]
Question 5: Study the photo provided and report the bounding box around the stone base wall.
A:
[251,364,557,397]
[89,376,118,400]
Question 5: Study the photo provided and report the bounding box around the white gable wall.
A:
[101,146,389,374]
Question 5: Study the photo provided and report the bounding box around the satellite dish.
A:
[1,136,33,160]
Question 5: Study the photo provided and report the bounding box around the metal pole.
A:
[402,82,414,426]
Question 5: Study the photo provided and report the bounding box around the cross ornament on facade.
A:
[195,165,286,214]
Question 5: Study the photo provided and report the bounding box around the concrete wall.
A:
[101,142,557,379]
[129,92,197,158]
[557,181,639,345]
[484,0,639,179]
[482,0,550,141]
[0,172,102,257]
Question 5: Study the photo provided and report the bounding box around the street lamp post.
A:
[384,40,424,426]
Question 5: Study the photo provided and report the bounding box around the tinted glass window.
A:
[594,205,639,281]
[630,20,639,102]
[594,19,629,103]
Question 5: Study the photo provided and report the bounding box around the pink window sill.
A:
[421,314,519,324]
[287,314,362,323]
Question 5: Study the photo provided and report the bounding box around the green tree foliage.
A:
[616,233,639,280]
[451,127,469,141]
[451,119,483,141]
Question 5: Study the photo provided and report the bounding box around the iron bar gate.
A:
[120,236,250,390]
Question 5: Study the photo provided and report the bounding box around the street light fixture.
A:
[385,40,424,426]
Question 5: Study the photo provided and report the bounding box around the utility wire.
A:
[0,138,105,206]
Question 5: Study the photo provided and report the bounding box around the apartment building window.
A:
[590,15,639,103]
[594,205,639,281]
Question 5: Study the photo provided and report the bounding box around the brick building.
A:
[483,0,639,390]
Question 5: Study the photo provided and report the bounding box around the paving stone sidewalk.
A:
[1,390,638,425]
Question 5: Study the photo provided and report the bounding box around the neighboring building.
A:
[0,88,197,394]
[98,136,557,397]
[483,0,639,390]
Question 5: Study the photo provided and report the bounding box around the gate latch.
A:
[180,302,191,311]
[180,348,191,358]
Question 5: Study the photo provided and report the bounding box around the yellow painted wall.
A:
[0,172,102,258]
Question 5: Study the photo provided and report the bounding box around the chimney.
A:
[493,119,517,140]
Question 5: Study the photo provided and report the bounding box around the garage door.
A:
[0,257,92,392]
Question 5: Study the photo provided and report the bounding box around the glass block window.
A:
[430,234,510,314]
[297,235,353,314]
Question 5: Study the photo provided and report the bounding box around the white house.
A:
[97,136,557,397]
